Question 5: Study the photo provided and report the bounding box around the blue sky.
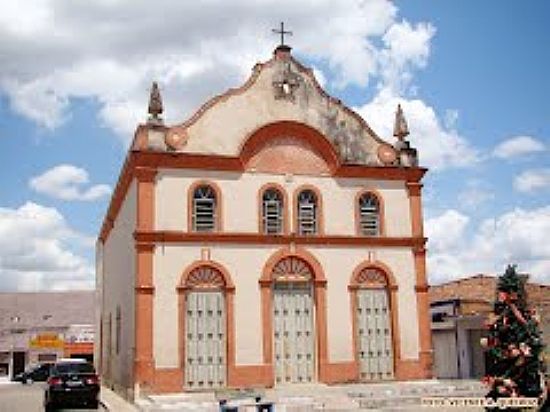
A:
[0,1,549,291]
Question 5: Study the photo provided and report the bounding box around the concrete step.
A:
[135,380,488,412]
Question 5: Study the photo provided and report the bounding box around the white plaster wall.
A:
[315,246,419,361]
[153,244,280,368]
[155,169,412,237]
[178,58,386,163]
[152,243,420,368]
[102,180,136,391]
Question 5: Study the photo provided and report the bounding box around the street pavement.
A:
[0,378,490,411]
[0,381,106,412]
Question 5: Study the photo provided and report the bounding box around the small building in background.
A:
[430,298,488,379]
[0,291,95,380]
[429,274,549,379]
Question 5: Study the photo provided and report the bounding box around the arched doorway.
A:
[179,264,231,389]
[271,256,315,384]
[351,265,396,381]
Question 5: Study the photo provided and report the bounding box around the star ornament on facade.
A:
[273,62,301,101]
[271,22,301,101]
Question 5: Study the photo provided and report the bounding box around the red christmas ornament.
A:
[497,385,509,395]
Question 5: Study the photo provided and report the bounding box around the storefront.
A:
[0,291,95,379]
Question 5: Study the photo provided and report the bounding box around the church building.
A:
[96,40,432,397]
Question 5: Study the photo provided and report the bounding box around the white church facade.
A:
[96,43,432,397]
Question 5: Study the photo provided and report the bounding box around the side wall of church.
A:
[101,180,137,397]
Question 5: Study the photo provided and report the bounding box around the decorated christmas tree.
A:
[481,265,546,408]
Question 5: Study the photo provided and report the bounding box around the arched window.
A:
[297,190,318,235]
[262,188,284,234]
[192,185,217,232]
[358,192,380,236]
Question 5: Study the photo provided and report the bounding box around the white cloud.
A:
[29,164,111,201]
[378,20,435,93]
[426,209,469,253]
[514,168,550,193]
[493,135,546,159]
[0,0,53,36]
[0,0,441,142]
[356,89,479,170]
[3,78,69,129]
[0,202,94,291]
[312,66,327,89]
[457,179,495,209]
[426,206,550,285]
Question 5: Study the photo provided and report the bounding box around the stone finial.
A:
[393,104,409,140]
[148,81,163,124]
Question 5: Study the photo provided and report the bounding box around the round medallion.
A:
[165,128,188,150]
[377,144,397,164]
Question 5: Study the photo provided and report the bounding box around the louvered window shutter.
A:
[262,189,283,234]
[298,190,317,235]
[359,193,379,236]
[192,186,216,232]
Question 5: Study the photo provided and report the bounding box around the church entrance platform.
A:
[135,379,486,411]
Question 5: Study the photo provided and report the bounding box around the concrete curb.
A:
[100,385,139,412]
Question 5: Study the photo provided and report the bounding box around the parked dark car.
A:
[44,359,100,411]
[12,363,52,383]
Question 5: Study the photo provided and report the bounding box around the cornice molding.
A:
[134,230,427,248]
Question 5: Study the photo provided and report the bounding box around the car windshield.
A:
[54,362,95,374]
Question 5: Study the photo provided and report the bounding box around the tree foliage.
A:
[482,265,546,410]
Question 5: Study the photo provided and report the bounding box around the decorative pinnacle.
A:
[148,81,163,122]
[393,104,409,140]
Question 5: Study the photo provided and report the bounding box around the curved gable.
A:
[145,50,397,167]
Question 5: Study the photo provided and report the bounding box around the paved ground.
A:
[0,381,106,412]
[0,378,499,412]
[136,380,489,411]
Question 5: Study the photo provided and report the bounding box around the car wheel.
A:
[89,399,99,409]
[44,399,55,412]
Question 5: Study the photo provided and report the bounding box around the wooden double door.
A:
[184,291,226,389]
[273,282,315,384]
[355,288,394,380]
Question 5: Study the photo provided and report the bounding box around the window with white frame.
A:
[359,193,380,236]
[192,185,217,232]
[297,190,318,235]
[262,188,283,234]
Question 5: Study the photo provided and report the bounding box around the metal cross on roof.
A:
[272,21,292,46]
